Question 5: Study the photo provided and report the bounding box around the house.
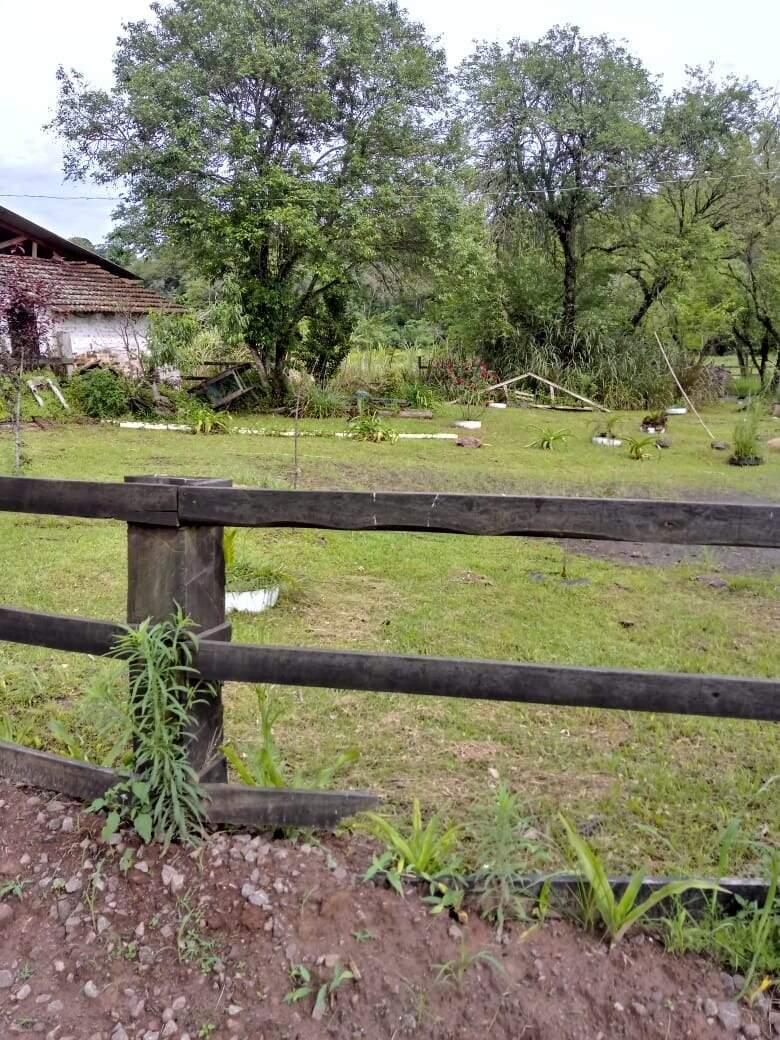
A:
[0,205,178,372]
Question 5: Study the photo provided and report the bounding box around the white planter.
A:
[488,402,507,409]
[454,420,482,429]
[665,406,688,415]
[225,586,280,614]
[591,436,622,447]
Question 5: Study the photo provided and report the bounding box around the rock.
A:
[0,902,14,928]
[770,1010,780,1034]
[0,970,14,989]
[711,441,730,451]
[161,1023,178,1038]
[161,865,185,894]
[631,1002,647,1017]
[767,437,780,452]
[14,983,32,1000]
[171,997,187,1012]
[47,1000,64,1014]
[83,980,100,999]
[64,875,83,894]
[703,998,719,1018]
[448,924,463,941]
[111,1027,129,1040]
[138,946,155,966]
[742,1025,761,1039]
[97,915,110,935]
[655,436,672,448]
[61,816,75,834]
[248,889,270,907]
[456,436,481,448]
[717,1002,741,1031]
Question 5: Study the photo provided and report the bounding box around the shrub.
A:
[69,367,130,419]
[732,375,763,399]
[346,412,398,443]
[428,354,498,398]
[297,383,349,419]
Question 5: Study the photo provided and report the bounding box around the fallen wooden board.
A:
[0,741,378,828]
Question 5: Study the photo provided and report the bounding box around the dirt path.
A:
[0,779,774,1039]
[557,539,780,575]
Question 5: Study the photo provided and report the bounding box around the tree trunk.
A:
[559,229,578,365]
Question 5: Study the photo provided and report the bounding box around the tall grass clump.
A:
[483,326,679,410]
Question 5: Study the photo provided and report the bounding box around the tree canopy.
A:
[52,0,454,400]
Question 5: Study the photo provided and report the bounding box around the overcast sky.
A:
[2,0,778,242]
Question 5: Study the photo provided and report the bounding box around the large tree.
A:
[51,0,452,401]
[459,25,658,360]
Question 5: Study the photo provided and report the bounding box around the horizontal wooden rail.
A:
[0,607,120,655]
[2,477,778,546]
[0,742,377,827]
[4,607,777,723]
[196,641,780,723]
[0,476,179,526]
[179,487,780,547]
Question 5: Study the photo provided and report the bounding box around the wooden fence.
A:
[0,474,778,830]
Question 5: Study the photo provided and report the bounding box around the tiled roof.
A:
[0,255,180,315]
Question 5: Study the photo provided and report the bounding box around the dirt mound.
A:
[0,778,772,1039]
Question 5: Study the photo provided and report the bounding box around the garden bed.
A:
[0,778,772,1040]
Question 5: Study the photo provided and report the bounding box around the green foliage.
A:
[296,383,350,419]
[346,412,398,443]
[222,685,359,790]
[187,404,230,435]
[433,943,505,986]
[592,415,622,439]
[732,375,763,399]
[471,782,551,936]
[526,425,570,450]
[223,528,239,572]
[363,799,460,885]
[625,435,657,461]
[731,404,763,462]
[89,609,206,846]
[90,779,155,845]
[147,311,200,376]
[393,380,438,410]
[559,815,720,944]
[70,368,130,419]
[284,962,355,1019]
[0,715,15,743]
[660,824,780,992]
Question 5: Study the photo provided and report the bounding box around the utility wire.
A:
[0,165,778,205]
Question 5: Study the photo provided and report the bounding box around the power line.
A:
[0,165,778,205]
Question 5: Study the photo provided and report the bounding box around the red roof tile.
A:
[0,255,180,315]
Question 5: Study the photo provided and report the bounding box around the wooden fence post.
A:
[125,475,232,782]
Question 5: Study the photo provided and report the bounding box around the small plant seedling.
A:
[424,879,467,923]
[197,1025,217,1039]
[0,877,26,901]
[284,962,355,1020]
[433,942,505,986]
[625,435,657,461]
[363,798,460,885]
[559,815,720,945]
[352,929,378,943]
[525,425,570,450]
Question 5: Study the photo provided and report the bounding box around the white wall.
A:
[47,312,150,372]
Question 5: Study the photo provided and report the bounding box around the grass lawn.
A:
[1,402,778,876]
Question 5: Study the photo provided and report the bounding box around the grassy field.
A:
[1,402,778,875]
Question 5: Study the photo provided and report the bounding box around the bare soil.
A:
[1,780,775,1040]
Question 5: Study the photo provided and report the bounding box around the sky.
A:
[1,0,778,242]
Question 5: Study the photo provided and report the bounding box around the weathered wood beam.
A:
[196,639,780,723]
[179,488,780,548]
[0,741,377,828]
[0,476,179,526]
[2,607,779,723]
[0,606,120,655]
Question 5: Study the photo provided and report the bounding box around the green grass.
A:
[0,403,778,875]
